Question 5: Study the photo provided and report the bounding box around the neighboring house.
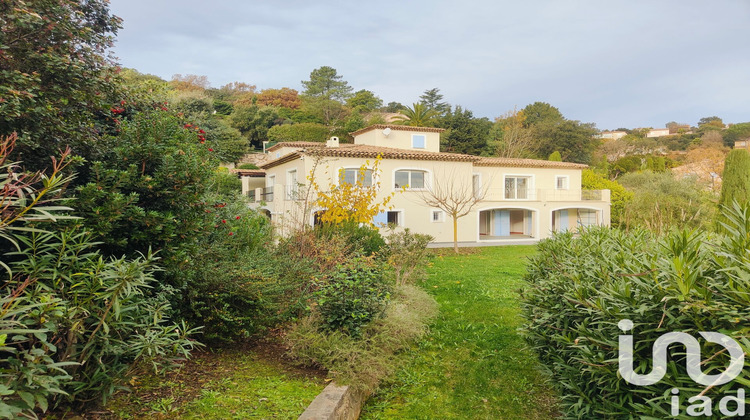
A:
[735,140,750,150]
[646,128,671,138]
[600,131,627,140]
[240,124,611,246]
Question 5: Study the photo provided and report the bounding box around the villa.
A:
[239,125,611,246]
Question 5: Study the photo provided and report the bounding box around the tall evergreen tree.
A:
[716,149,750,230]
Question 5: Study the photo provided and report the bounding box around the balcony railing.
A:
[247,190,256,201]
[263,186,274,202]
[483,188,608,202]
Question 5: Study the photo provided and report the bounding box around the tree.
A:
[491,108,537,158]
[438,106,492,155]
[301,66,353,103]
[392,103,438,127]
[521,102,564,127]
[300,66,353,126]
[171,74,211,91]
[716,149,750,230]
[0,0,122,171]
[73,109,216,269]
[419,88,450,115]
[698,116,724,128]
[256,87,302,109]
[310,157,396,226]
[229,105,281,149]
[384,101,405,113]
[535,120,599,164]
[267,123,330,143]
[346,89,383,112]
[722,122,750,147]
[548,151,562,161]
[418,169,487,253]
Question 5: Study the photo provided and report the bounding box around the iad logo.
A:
[617,319,746,417]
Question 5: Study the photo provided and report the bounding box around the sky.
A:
[109,0,750,130]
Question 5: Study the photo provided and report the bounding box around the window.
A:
[286,169,298,200]
[505,176,530,199]
[555,176,569,190]
[340,168,373,187]
[578,209,597,228]
[394,170,426,189]
[432,210,445,223]
[275,152,281,159]
[387,211,402,226]
[412,134,426,149]
[472,174,481,198]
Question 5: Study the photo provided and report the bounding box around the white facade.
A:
[243,125,611,246]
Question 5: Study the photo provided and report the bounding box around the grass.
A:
[99,346,325,419]
[360,246,559,419]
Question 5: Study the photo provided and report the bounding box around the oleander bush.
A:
[0,138,199,418]
[520,203,750,419]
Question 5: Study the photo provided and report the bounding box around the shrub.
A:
[286,285,438,392]
[316,221,385,256]
[237,163,259,170]
[210,168,242,197]
[267,122,329,143]
[0,137,200,416]
[582,169,632,226]
[316,257,391,336]
[382,228,433,285]
[620,171,716,233]
[181,199,274,342]
[520,205,750,418]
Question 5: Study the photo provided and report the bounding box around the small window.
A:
[412,134,426,149]
[387,211,402,227]
[275,152,281,159]
[340,168,373,187]
[555,176,569,190]
[394,170,426,189]
[431,210,445,223]
[472,174,481,198]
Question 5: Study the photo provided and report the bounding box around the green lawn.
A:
[103,347,325,419]
[360,246,559,419]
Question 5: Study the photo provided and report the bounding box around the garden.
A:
[3,1,750,419]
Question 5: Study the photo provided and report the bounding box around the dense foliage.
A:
[521,205,750,419]
[581,169,632,226]
[0,139,198,417]
[619,171,716,233]
[716,149,750,230]
[0,0,122,171]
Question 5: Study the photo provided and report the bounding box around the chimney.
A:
[326,136,339,148]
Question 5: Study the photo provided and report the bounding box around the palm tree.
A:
[391,103,438,127]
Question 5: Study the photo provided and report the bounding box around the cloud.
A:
[109,0,750,128]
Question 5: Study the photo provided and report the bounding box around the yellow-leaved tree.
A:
[310,156,398,226]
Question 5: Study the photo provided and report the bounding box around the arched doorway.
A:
[478,208,536,240]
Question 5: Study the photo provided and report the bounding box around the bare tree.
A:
[493,107,537,158]
[418,169,489,253]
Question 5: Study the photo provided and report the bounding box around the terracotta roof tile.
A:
[349,124,446,137]
[230,169,266,177]
[259,144,588,170]
[266,141,326,152]
[475,157,588,169]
